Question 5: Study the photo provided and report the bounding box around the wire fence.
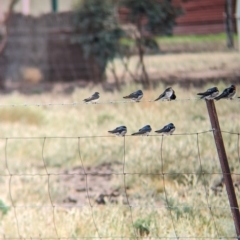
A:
[1,125,240,239]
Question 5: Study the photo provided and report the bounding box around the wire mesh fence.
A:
[0,98,239,239]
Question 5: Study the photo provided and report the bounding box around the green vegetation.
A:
[156,33,238,44]
[73,0,125,82]
[0,200,10,215]
[73,0,182,87]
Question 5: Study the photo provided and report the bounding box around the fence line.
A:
[1,128,239,239]
[1,129,240,139]
[0,98,239,108]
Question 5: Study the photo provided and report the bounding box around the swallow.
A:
[123,90,143,102]
[197,87,219,100]
[155,123,175,135]
[83,92,100,103]
[108,126,127,137]
[132,125,152,136]
[214,85,236,100]
[155,87,176,101]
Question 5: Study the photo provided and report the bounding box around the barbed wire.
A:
[0,98,239,108]
[1,130,239,239]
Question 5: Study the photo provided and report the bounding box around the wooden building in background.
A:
[119,0,237,35]
[172,0,236,35]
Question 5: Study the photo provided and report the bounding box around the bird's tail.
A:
[155,130,163,134]
[123,96,130,99]
[154,97,160,101]
[171,94,176,100]
[108,130,114,134]
[214,95,222,101]
[131,132,140,135]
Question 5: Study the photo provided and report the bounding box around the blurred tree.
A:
[120,0,183,88]
[73,0,125,87]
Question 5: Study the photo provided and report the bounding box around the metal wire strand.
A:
[78,137,100,238]
[5,138,21,238]
[160,135,178,239]
[196,133,220,238]
[41,138,59,239]
[0,97,239,108]
[122,136,138,239]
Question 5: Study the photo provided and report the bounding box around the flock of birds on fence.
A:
[82,84,237,137]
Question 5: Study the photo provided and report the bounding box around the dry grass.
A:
[107,52,240,83]
[0,83,239,238]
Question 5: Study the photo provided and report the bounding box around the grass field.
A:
[0,82,239,238]
[121,33,239,53]
[107,51,240,85]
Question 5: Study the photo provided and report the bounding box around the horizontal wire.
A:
[0,236,236,239]
[0,98,239,108]
[0,172,238,177]
[1,129,240,140]
[0,129,218,140]
[0,204,238,210]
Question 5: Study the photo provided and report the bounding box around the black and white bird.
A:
[155,123,175,135]
[155,87,176,101]
[197,87,219,100]
[214,85,236,100]
[123,90,143,102]
[83,92,100,103]
[132,125,152,136]
[108,126,127,137]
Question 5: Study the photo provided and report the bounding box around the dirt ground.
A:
[57,162,128,207]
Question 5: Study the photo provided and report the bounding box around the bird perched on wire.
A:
[108,126,127,137]
[83,92,100,103]
[154,87,176,101]
[155,123,175,135]
[132,125,152,136]
[197,87,219,100]
[123,90,143,102]
[214,85,236,100]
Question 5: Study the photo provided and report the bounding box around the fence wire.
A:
[0,98,238,108]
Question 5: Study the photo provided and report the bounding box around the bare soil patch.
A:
[56,162,127,207]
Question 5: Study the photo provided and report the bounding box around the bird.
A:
[214,85,236,100]
[155,87,176,101]
[83,92,100,103]
[123,90,143,102]
[132,125,152,136]
[197,87,219,100]
[108,126,127,137]
[155,123,175,135]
